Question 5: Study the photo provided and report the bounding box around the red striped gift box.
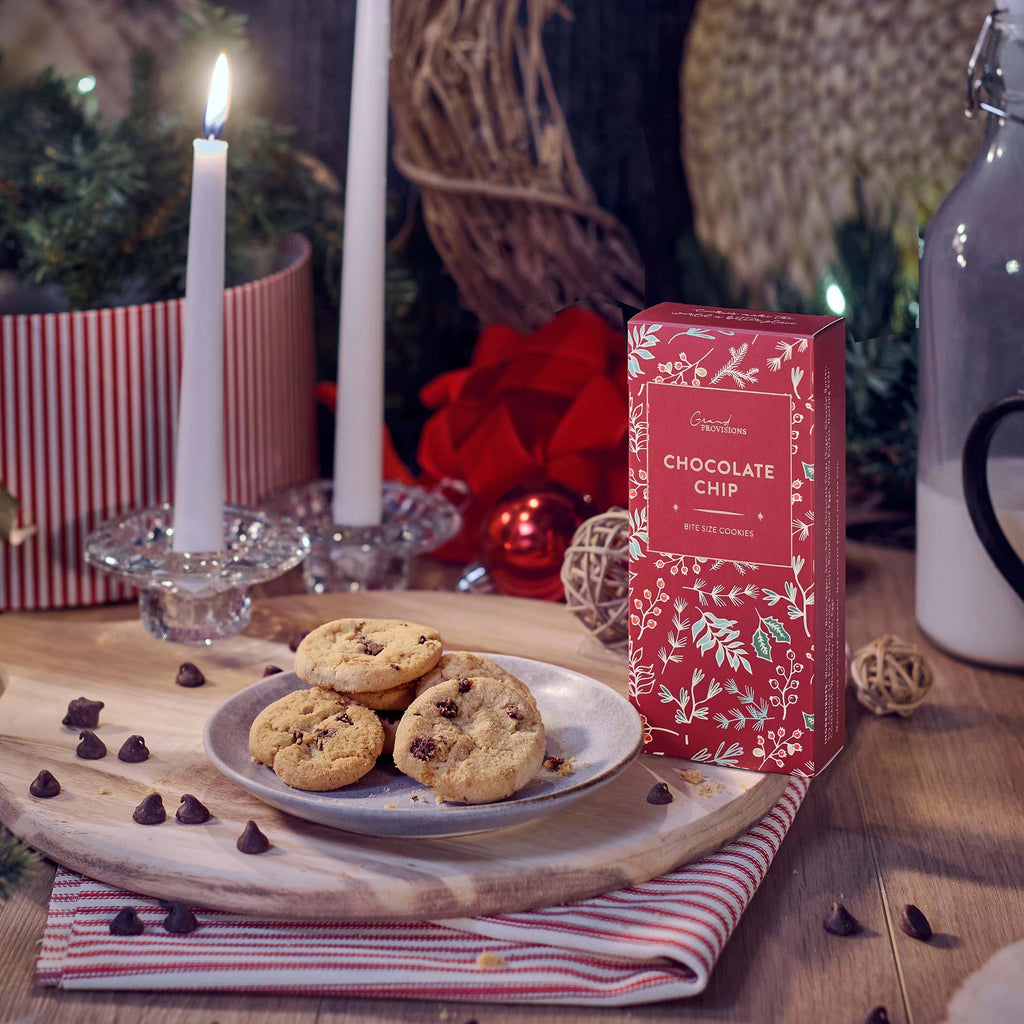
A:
[36,778,808,1005]
[0,234,318,611]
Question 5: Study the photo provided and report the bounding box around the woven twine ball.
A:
[560,509,630,650]
[850,634,934,717]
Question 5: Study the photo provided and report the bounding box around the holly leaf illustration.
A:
[762,617,791,644]
[802,462,814,481]
[803,711,815,731]
[752,627,773,661]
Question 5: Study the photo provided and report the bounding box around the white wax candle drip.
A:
[172,54,231,553]
[331,0,391,527]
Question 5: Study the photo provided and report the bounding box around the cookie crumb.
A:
[696,779,725,798]
[543,755,575,776]
[384,803,398,809]
[98,786,111,795]
[680,768,704,784]
[475,951,508,969]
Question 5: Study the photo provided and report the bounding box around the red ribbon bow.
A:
[417,307,628,561]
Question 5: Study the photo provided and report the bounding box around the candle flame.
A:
[203,53,231,140]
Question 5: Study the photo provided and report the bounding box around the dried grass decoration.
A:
[389,0,644,333]
[560,509,630,650]
[850,634,934,717]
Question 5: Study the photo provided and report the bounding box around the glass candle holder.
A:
[84,504,309,643]
[266,480,462,593]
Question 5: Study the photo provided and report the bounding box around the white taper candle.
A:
[331,0,391,526]
[173,54,230,553]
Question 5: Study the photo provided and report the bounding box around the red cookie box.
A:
[627,303,846,777]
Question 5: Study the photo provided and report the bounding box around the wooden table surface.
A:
[2,542,1023,1024]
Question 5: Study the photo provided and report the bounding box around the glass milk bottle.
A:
[916,3,1024,667]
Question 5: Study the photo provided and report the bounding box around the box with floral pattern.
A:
[627,303,845,776]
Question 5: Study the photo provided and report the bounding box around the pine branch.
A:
[0,825,39,900]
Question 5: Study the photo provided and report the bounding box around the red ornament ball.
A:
[480,483,595,601]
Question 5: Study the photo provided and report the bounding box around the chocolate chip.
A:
[435,698,459,718]
[117,735,150,763]
[175,794,211,824]
[646,782,673,805]
[262,664,284,678]
[62,697,104,729]
[311,724,340,749]
[132,792,166,825]
[863,1008,890,1024]
[457,678,472,693]
[76,730,106,759]
[899,904,933,941]
[236,820,270,854]
[543,756,565,771]
[505,705,524,721]
[288,630,309,651]
[418,635,426,643]
[410,736,436,761]
[357,637,385,656]
[175,662,205,688]
[29,769,60,798]
[109,906,144,936]
[162,902,199,934]
[823,901,860,936]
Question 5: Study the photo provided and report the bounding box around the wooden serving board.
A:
[0,592,788,921]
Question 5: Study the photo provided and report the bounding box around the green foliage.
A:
[0,5,480,473]
[0,825,38,900]
[0,6,338,310]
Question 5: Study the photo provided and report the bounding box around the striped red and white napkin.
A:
[37,778,807,1006]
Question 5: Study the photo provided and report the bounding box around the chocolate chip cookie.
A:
[248,687,354,767]
[294,618,443,693]
[333,679,417,711]
[413,651,531,699]
[272,703,383,791]
[393,675,545,804]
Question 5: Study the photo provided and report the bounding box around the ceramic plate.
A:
[204,654,643,838]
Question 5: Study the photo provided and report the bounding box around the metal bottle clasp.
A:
[966,10,1001,120]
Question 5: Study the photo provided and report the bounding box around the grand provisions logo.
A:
[689,410,747,435]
